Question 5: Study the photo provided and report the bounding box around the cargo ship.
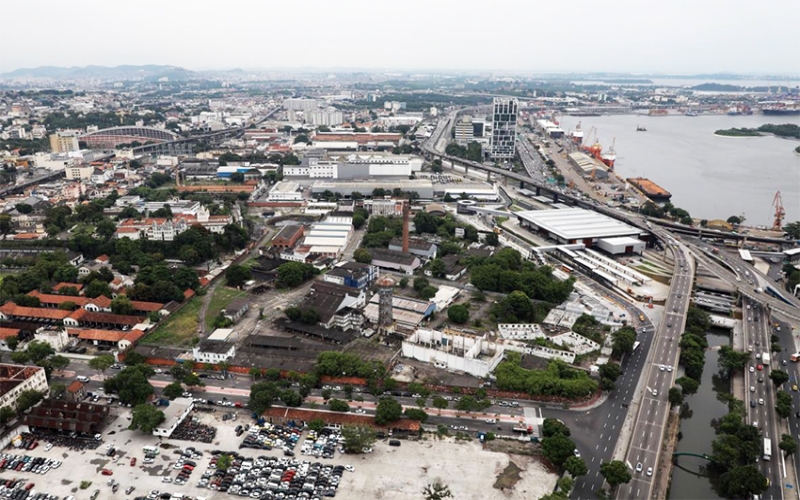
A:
[762,105,800,116]
[601,139,616,169]
[570,122,584,144]
[627,177,672,202]
[649,109,668,116]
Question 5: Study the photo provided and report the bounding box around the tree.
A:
[598,362,622,384]
[422,482,453,500]
[170,363,188,381]
[16,390,44,413]
[249,381,280,414]
[183,373,203,388]
[374,397,403,425]
[103,365,154,405]
[276,262,316,288]
[676,376,700,395]
[49,355,70,372]
[340,424,377,454]
[599,460,632,490]
[249,367,262,380]
[419,285,438,300]
[353,248,372,264]
[129,404,165,434]
[557,476,574,495]
[719,465,768,499]
[777,433,798,458]
[447,304,469,324]
[668,387,684,407]
[0,406,15,425]
[328,399,350,412]
[226,265,252,288]
[542,433,577,468]
[430,258,447,278]
[611,327,637,358]
[404,408,428,422]
[111,295,134,315]
[88,354,115,379]
[49,382,66,399]
[216,454,233,471]
[727,215,742,225]
[485,232,499,246]
[564,456,588,477]
[432,396,448,414]
[163,382,184,400]
[321,388,333,400]
[5,336,18,352]
[770,369,790,387]
[718,345,751,375]
[124,351,147,366]
[84,279,111,299]
[308,418,326,433]
[784,221,800,240]
[542,418,571,438]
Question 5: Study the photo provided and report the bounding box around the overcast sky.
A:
[2,0,799,75]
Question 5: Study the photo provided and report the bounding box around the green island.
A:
[715,123,800,139]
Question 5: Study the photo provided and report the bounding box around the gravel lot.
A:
[9,407,556,499]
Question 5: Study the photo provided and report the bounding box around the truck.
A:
[512,425,533,434]
[762,352,770,365]
[791,352,800,362]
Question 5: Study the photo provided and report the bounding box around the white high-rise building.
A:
[490,97,518,160]
[455,117,474,145]
[283,98,319,112]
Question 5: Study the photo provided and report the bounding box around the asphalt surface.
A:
[617,240,693,500]
[743,297,784,500]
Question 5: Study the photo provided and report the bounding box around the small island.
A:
[715,123,800,144]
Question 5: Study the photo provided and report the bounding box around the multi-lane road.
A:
[743,297,784,500]
[617,241,694,499]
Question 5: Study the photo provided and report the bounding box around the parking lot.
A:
[3,405,555,499]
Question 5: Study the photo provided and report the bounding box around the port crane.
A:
[771,191,785,231]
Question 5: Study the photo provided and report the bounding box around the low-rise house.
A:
[222,297,250,324]
[65,380,86,403]
[192,341,236,364]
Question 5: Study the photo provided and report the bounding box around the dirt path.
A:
[198,278,221,335]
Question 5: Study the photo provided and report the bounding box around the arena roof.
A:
[516,208,642,241]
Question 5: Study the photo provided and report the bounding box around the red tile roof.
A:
[96,254,110,263]
[53,283,83,293]
[68,310,141,326]
[0,327,20,340]
[129,300,164,312]
[28,291,112,309]
[0,303,71,320]
[183,289,196,300]
[66,380,85,393]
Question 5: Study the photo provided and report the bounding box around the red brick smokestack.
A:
[402,201,410,253]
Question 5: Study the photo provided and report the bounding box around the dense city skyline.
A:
[2,0,799,75]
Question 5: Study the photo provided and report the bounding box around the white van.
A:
[77,376,89,383]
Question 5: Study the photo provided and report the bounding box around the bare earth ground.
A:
[342,437,557,500]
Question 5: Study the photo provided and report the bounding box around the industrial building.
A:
[311,180,434,200]
[516,208,646,246]
[284,153,422,180]
[536,119,565,138]
[369,248,421,275]
[401,328,505,378]
[323,261,378,290]
[388,237,438,260]
[364,293,435,332]
[438,182,499,201]
[268,181,303,202]
[490,97,518,160]
[567,152,608,180]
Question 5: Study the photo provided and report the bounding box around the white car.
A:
[636,462,643,473]
[44,443,53,452]
[749,366,755,373]
[750,386,755,392]
[573,449,580,458]
[646,467,653,476]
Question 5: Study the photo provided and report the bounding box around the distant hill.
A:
[0,65,196,81]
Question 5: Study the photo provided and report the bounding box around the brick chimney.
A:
[402,201,410,253]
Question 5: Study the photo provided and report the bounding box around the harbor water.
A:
[557,114,800,227]
[668,332,730,500]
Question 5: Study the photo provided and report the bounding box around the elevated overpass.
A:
[0,170,65,197]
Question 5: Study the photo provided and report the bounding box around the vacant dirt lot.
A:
[338,436,557,500]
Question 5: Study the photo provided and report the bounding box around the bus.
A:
[632,341,641,352]
[559,263,574,274]
[763,438,772,461]
[142,446,160,456]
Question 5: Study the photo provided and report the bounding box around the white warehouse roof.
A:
[517,208,642,241]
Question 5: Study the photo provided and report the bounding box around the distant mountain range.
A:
[0,65,197,81]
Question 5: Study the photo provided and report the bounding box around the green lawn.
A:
[141,296,202,346]
[205,285,247,326]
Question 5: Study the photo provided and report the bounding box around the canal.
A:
[669,331,731,499]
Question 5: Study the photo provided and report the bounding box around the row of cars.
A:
[299,430,342,459]
[0,455,61,475]
[0,478,65,500]
[201,452,349,499]
[239,424,301,452]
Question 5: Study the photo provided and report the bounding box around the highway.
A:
[617,239,694,500]
[743,297,784,500]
